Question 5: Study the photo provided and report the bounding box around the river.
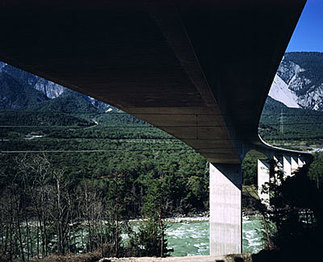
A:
[164,215,264,256]
[14,215,265,258]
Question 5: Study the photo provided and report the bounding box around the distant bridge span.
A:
[0,0,310,255]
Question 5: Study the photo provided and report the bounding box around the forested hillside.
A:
[0,71,49,110]
[1,54,323,260]
[0,107,209,259]
[259,97,323,148]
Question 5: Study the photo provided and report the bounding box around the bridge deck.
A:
[0,0,306,163]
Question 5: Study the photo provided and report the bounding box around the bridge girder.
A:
[0,0,307,163]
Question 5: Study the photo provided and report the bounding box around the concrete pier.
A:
[283,156,292,178]
[209,163,242,256]
[298,157,305,168]
[257,159,270,206]
[291,156,299,174]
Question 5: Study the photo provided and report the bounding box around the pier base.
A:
[209,163,242,255]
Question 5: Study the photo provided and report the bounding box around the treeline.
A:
[0,111,92,127]
[0,152,207,261]
[1,96,322,261]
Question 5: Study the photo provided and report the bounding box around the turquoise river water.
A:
[164,216,264,256]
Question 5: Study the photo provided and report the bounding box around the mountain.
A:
[0,65,49,110]
[29,89,100,113]
[1,62,65,99]
[268,74,300,108]
[1,52,323,113]
[270,52,323,111]
[0,61,114,113]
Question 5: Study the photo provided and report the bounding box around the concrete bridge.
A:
[0,0,311,256]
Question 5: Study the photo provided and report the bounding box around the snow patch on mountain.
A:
[269,75,300,108]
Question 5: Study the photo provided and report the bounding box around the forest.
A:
[0,110,209,261]
[0,94,323,260]
[259,97,323,147]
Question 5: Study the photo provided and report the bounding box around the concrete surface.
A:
[257,160,270,206]
[0,0,306,164]
[209,163,242,255]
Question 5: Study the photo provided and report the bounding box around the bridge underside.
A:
[0,0,308,256]
[0,0,306,164]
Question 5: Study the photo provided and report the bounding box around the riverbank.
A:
[99,254,252,262]
[147,184,262,223]
[37,253,252,262]
[32,216,263,261]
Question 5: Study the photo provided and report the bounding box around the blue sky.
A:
[286,0,323,52]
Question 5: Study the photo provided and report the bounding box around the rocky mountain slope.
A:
[1,52,322,112]
[0,63,49,110]
[0,61,112,112]
[270,52,323,110]
[0,61,65,99]
[268,74,300,108]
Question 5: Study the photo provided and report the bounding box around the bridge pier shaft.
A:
[283,156,292,178]
[257,159,270,206]
[257,155,307,205]
[209,163,242,256]
[291,156,299,175]
[298,157,305,168]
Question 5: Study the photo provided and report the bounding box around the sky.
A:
[286,0,323,52]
